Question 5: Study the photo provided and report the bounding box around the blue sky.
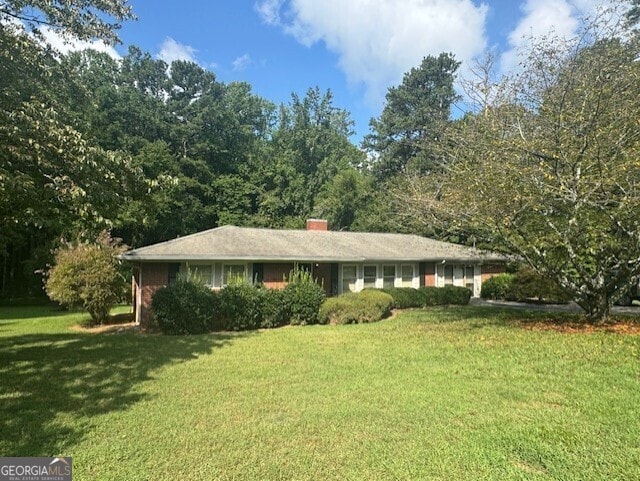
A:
[45,0,616,143]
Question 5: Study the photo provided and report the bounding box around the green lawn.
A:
[0,306,639,480]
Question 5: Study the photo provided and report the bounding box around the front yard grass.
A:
[0,305,638,480]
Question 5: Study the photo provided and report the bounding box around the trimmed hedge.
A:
[424,285,472,305]
[480,273,515,300]
[151,279,218,335]
[381,287,426,308]
[381,286,472,307]
[217,281,263,331]
[481,269,571,303]
[319,290,394,325]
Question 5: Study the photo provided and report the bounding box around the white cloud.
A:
[232,53,252,71]
[500,0,623,73]
[156,37,198,64]
[256,0,488,107]
[38,26,121,59]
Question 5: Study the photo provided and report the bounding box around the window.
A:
[383,265,396,289]
[168,263,180,286]
[363,265,377,289]
[342,265,357,293]
[401,264,414,288]
[465,266,475,292]
[189,264,213,287]
[444,265,454,285]
[223,264,246,286]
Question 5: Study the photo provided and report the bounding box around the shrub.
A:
[217,280,263,331]
[319,290,394,325]
[44,232,128,324]
[259,288,290,329]
[440,285,472,305]
[480,274,515,300]
[151,278,218,335]
[381,287,425,309]
[422,286,472,306]
[283,268,325,325]
[509,267,571,303]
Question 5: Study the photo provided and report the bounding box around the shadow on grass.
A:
[0,329,250,456]
[0,306,69,321]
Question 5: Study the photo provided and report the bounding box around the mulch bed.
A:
[518,318,640,334]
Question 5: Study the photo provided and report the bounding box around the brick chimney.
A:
[306,219,328,231]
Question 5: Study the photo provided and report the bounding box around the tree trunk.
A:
[578,292,611,324]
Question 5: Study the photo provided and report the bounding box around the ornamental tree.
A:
[45,232,128,324]
[402,5,640,322]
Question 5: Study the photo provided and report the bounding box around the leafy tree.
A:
[364,53,460,179]
[0,1,138,295]
[44,232,128,324]
[402,13,640,322]
[0,0,135,44]
[254,87,365,228]
[313,170,374,231]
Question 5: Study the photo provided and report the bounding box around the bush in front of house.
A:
[259,287,290,329]
[217,280,263,331]
[481,268,571,303]
[151,278,218,335]
[319,290,394,325]
[480,274,515,300]
[421,286,472,306]
[381,287,426,309]
[283,269,326,325]
[509,267,572,303]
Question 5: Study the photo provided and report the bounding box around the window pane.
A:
[363,265,376,288]
[401,264,413,287]
[465,266,475,291]
[383,265,395,289]
[224,265,245,285]
[444,265,454,285]
[342,265,357,293]
[190,265,212,286]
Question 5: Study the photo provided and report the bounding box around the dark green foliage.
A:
[258,288,290,329]
[509,267,572,303]
[481,269,571,304]
[364,52,461,179]
[319,290,394,325]
[151,279,218,335]
[283,269,326,325]
[217,281,263,331]
[480,274,515,300]
[421,286,472,306]
[381,287,426,308]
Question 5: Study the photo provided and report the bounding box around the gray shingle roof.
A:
[121,225,506,263]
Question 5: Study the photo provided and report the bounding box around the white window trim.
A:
[436,262,480,297]
[363,264,378,290]
[340,264,359,293]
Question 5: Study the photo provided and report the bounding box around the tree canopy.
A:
[400,10,640,321]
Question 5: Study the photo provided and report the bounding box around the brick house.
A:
[121,220,507,325]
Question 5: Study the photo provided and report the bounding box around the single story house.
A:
[121,219,507,325]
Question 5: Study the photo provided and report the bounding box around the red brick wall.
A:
[263,263,294,290]
[481,264,506,283]
[140,263,169,326]
[423,262,436,287]
[306,219,328,231]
